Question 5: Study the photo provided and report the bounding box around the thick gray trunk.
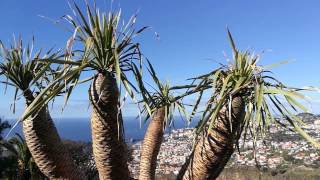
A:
[139,107,166,180]
[177,96,245,180]
[89,73,130,179]
[23,90,83,179]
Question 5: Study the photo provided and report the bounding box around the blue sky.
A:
[1,0,320,119]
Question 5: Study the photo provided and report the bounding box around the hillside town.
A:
[128,113,320,178]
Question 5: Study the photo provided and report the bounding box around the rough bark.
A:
[177,96,245,180]
[89,72,130,179]
[139,107,166,180]
[23,90,83,179]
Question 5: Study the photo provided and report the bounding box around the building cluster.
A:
[128,113,320,177]
[129,128,194,178]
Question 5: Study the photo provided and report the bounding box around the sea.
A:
[4,117,198,142]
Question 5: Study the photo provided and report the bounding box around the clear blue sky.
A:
[1,0,320,119]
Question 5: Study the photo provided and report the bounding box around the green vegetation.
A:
[1,132,46,179]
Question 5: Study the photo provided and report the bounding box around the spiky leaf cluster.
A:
[186,30,320,149]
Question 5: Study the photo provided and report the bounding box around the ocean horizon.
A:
[4,116,198,142]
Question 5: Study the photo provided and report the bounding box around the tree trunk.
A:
[139,107,166,180]
[89,72,130,179]
[23,90,83,179]
[177,96,245,180]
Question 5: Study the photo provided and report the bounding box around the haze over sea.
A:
[5,117,198,142]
